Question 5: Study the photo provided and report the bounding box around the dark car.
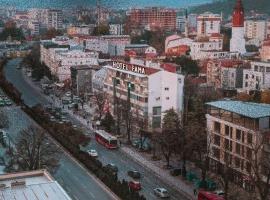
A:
[170,168,181,176]
[105,163,118,174]
[127,170,141,179]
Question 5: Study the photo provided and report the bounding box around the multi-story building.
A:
[206,59,243,89]
[241,61,270,92]
[0,170,71,199]
[127,7,177,31]
[109,24,123,35]
[84,35,131,56]
[40,40,99,81]
[260,39,270,62]
[71,65,99,96]
[67,25,94,36]
[197,12,222,37]
[28,20,40,35]
[244,18,267,42]
[46,9,63,30]
[176,15,186,33]
[103,60,184,131]
[206,100,270,188]
[165,34,193,57]
[190,34,223,60]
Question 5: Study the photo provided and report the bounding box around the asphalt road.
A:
[3,59,117,200]
[4,58,190,200]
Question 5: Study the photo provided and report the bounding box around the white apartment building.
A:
[260,40,270,62]
[103,60,184,130]
[40,40,98,81]
[84,35,131,56]
[47,9,63,30]
[190,34,223,60]
[28,20,40,35]
[244,19,267,42]
[197,12,221,36]
[109,24,123,35]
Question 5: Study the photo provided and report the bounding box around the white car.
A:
[87,149,98,157]
[153,188,170,198]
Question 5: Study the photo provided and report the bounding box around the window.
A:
[166,97,170,100]
[242,132,245,143]
[214,122,221,133]
[225,139,230,150]
[164,87,169,91]
[214,134,220,146]
[246,148,252,158]
[225,125,230,136]
[155,97,160,101]
[212,147,220,160]
[236,129,241,140]
[236,143,241,155]
[153,107,161,116]
[152,116,161,128]
[245,82,248,87]
[246,162,251,173]
[245,74,249,79]
[247,133,253,144]
[235,157,240,168]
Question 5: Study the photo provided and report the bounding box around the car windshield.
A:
[110,139,117,145]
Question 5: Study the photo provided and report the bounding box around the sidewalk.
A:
[121,146,196,200]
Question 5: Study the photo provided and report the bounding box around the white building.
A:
[103,61,184,130]
[230,0,246,54]
[190,34,223,60]
[0,170,71,200]
[244,19,267,42]
[197,12,221,36]
[109,24,123,35]
[67,25,94,36]
[28,20,40,35]
[47,9,63,30]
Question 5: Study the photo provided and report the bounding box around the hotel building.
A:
[103,60,184,131]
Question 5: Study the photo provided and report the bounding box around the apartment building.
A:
[244,18,268,42]
[260,40,270,62]
[197,12,222,37]
[103,60,184,131]
[127,7,177,31]
[190,34,223,60]
[206,100,270,188]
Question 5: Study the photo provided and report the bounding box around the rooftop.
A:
[206,100,270,119]
[0,170,71,200]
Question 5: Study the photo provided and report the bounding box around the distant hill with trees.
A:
[191,0,270,18]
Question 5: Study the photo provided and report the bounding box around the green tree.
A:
[175,56,199,75]
[93,24,110,36]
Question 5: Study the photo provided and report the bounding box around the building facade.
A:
[103,60,184,131]
[244,19,267,42]
[127,7,177,31]
[197,12,221,37]
[260,40,270,62]
[206,100,270,188]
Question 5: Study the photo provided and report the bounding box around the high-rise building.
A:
[47,9,63,30]
[197,12,221,36]
[230,0,246,54]
[244,18,267,42]
[127,7,176,31]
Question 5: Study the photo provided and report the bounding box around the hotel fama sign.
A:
[112,61,146,75]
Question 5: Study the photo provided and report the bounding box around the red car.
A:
[128,181,141,191]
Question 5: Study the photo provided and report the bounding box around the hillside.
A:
[191,0,270,17]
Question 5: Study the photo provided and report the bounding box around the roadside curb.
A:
[120,146,195,200]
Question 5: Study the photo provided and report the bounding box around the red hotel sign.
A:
[112,61,146,75]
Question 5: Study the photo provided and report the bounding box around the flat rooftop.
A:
[0,170,71,200]
[206,100,270,119]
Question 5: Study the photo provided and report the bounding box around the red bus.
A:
[95,130,118,149]
[198,191,224,200]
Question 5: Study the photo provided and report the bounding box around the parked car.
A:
[170,168,181,176]
[127,170,141,179]
[153,188,170,198]
[132,138,151,151]
[105,163,118,174]
[128,181,141,191]
[213,190,225,197]
[87,149,98,157]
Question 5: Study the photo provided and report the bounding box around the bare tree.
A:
[247,132,270,200]
[91,91,107,121]
[0,109,9,129]
[6,125,60,173]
